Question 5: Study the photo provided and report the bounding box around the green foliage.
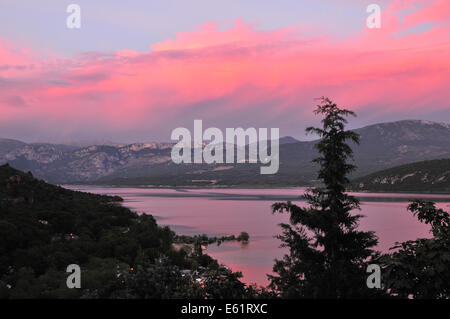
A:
[237,232,250,243]
[0,164,259,299]
[270,97,380,298]
[175,231,250,248]
[380,200,450,298]
[115,259,264,299]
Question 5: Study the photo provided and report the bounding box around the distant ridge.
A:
[0,138,27,156]
[1,119,450,187]
[350,158,450,193]
[279,136,300,145]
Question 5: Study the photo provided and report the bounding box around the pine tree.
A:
[269,97,379,298]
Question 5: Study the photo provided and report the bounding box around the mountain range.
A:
[1,120,450,186]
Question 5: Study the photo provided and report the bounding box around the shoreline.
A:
[63,183,450,195]
[64,185,450,204]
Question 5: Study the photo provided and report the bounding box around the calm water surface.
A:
[66,186,450,286]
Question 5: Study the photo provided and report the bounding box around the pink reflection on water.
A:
[65,186,450,287]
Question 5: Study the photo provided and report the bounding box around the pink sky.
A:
[0,0,449,142]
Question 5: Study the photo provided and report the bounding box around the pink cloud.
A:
[0,0,449,141]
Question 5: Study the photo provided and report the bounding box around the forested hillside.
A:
[351,158,450,193]
[0,164,258,298]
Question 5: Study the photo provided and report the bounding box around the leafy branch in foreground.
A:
[380,200,450,299]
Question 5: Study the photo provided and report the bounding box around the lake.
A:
[65,186,450,286]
